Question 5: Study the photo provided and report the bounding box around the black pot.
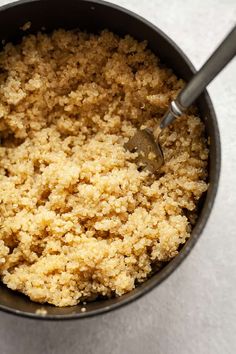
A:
[0,0,220,320]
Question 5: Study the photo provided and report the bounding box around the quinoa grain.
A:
[0,30,208,307]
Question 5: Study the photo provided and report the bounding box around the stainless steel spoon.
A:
[125,25,236,173]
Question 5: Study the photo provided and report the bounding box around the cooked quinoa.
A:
[0,30,208,307]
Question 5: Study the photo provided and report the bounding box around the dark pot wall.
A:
[0,0,220,320]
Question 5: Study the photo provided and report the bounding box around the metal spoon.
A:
[125,25,236,173]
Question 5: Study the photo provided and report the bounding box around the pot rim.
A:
[0,0,221,320]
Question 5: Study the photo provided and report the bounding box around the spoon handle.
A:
[160,25,236,129]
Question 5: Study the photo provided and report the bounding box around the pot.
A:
[0,0,221,319]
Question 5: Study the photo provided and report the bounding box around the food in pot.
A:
[0,30,208,306]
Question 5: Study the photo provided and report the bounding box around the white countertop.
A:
[0,1,236,353]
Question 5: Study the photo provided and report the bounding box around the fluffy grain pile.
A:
[0,30,208,306]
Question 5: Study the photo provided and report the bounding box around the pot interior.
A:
[0,0,220,319]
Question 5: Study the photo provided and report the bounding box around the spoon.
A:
[125,25,236,173]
